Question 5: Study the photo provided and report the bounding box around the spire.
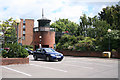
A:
[42,8,44,18]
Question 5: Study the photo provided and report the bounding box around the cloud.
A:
[0,0,119,26]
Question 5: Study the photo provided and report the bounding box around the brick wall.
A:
[57,50,120,58]
[18,19,34,45]
[33,31,55,50]
[2,58,29,65]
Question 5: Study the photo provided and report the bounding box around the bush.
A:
[74,37,96,51]
[2,43,29,58]
[68,46,75,50]
[56,34,96,51]
[2,50,8,58]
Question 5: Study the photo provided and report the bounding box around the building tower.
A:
[33,9,55,50]
[37,9,51,31]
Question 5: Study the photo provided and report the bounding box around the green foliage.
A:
[5,27,17,43]
[0,17,17,44]
[75,37,96,51]
[98,4,120,30]
[56,34,96,51]
[2,43,29,58]
[2,50,8,58]
[77,14,111,38]
[98,30,120,51]
[50,18,78,34]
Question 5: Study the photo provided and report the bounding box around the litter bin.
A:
[103,51,111,58]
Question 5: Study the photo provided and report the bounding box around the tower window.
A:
[23,31,25,34]
[23,20,25,25]
[23,34,25,40]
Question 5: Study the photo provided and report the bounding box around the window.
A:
[23,20,25,25]
[37,49,41,52]
[23,25,25,29]
[23,35,25,40]
[44,48,55,53]
[23,31,25,34]
[35,28,39,31]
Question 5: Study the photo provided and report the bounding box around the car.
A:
[25,48,33,55]
[33,48,64,61]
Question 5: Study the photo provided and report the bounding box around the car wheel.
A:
[34,55,38,61]
[46,56,50,61]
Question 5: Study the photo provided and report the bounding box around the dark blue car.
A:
[33,48,64,61]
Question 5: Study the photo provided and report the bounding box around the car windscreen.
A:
[44,48,56,53]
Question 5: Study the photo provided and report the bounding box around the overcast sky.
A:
[0,0,119,27]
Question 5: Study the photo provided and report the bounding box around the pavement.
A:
[1,55,119,78]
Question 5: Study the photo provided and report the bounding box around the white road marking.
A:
[30,64,67,72]
[2,66,32,77]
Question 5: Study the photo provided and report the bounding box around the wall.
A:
[2,58,29,65]
[57,50,120,58]
[33,31,55,50]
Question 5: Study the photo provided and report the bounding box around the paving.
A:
[1,55,118,78]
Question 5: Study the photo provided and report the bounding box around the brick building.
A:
[17,11,55,50]
[18,19,34,45]
[33,13,55,50]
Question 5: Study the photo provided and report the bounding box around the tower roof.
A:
[37,9,51,21]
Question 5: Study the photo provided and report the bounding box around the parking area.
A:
[1,55,118,78]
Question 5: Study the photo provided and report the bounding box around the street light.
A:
[15,19,21,44]
[108,29,111,51]
[108,29,111,33]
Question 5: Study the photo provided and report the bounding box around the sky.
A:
[0,0,119,27]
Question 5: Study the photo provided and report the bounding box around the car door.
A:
[36,48,42,58]
[41,49,46,59]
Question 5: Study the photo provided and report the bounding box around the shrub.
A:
[56,34,96,51]
[2,43,29,58]
[2,50,8,58]
[74,37,96,51]
[56,42,62,50]
[68,46,74,50]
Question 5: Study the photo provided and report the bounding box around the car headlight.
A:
[61,54,63,56]
[50,54,56,56]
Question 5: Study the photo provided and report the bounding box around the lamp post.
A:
[15,19,21,44]
[108,29,111,51]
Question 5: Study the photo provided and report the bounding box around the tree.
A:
[77,14,110,38]
[92,18,111,38]
[50,18,78,34]
[98,4,120,30]
[5,27,17,43]
[98,30,120,51]
[0,18,17,45]
[77,14,88,37]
